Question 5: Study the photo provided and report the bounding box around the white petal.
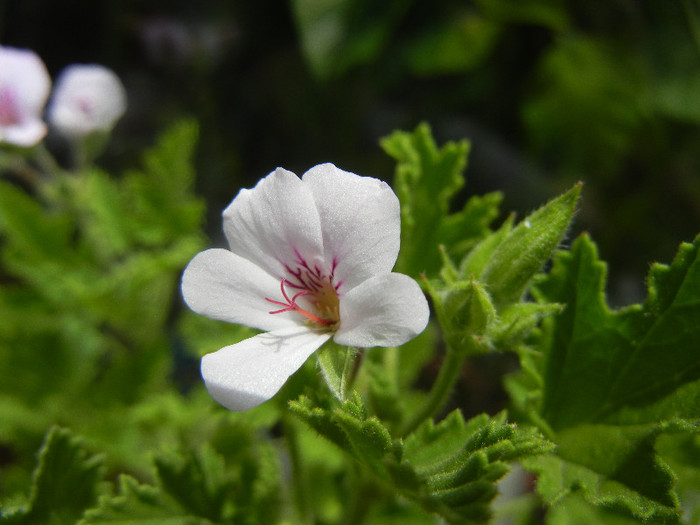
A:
[201,327,332,411]
[0,46,50,147]
[334,273,430,348]
[222,168,325,279]
[302,163,401,292]
[1,119,47,147]
[181,248,300,332]
[0,46,51,113]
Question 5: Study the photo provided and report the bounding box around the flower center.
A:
[265,253,341,328]
[0,86,21,126]
[76,96,96,119]
[266,279,338,327]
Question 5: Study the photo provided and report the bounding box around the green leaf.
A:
[0,180,81,275]
[316,341,358,402]
[488,302,563,350]
[81,474,212,524]
[459,213,514,279]
[523,422,692,524]
[381,123,502,278]
[83,444,281,525]
[4,427,102,525]
[479,182,581,308]
[518,232,700,520]
[534,233,700,428]
[291,395,552,524]
[123,119,204,246]
[545,493,650,525]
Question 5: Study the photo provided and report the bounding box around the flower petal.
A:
[201,327,332,411]
[222,168,324,279]
[334,272,430,347]
[0,46,51,114]
[181,248,300,332]
[2,119,47,147]
[302,163,400,291]
[0,46,51,147]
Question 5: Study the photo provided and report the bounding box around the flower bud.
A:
[48,64,127,138]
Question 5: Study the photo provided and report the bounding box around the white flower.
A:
[0,46,51,147]
[47,64,126,138]
[182,163,430,411]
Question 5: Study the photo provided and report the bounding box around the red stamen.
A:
[265,278,335,326]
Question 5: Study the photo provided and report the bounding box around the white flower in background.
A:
[47,64,126,138]
[0,46,51,147]
[182,163,430,411]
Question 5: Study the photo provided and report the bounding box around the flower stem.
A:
[400,348,465,437]
[282,416,312,525]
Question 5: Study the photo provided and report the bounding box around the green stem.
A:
[400,348,465,437]
[32,142,63,175]
[0,151,42,187]
[282,416,312,525]
[340,467,379,525]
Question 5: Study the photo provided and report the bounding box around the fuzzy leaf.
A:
[519,232,700,520]
[535,233,700,428]
[291,395,552,524]
[479,182,581,308]
[316,341,358,402]
[83,444,280,525]
[81,474,212,524]
[523,421,693,524]
[381,123,502,278]
[3,427,102,525]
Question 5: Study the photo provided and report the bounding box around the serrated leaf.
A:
[479,183,581,308]
[523,422,690,524]
[534,233,700,428]
[381,123,502,278]
[289,396,354,453]
[83,443,281,525]
[0,180,75,264]
[152,448,231,522]
[4,427,102,525]
[123,119,204,246]
[81,474,212,525]
[545,493,650,525]
[519,232,700,519]
[292,395,552,524]
[73,168,131,261]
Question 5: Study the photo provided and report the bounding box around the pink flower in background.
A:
[47,64,127,138]
[0,46,51,147]
[182,163,430,411]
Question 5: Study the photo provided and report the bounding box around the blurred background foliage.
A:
[2,0,698,305]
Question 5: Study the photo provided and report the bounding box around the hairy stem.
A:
[400,348,465,437]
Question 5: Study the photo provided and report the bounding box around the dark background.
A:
[2,0,699,305]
